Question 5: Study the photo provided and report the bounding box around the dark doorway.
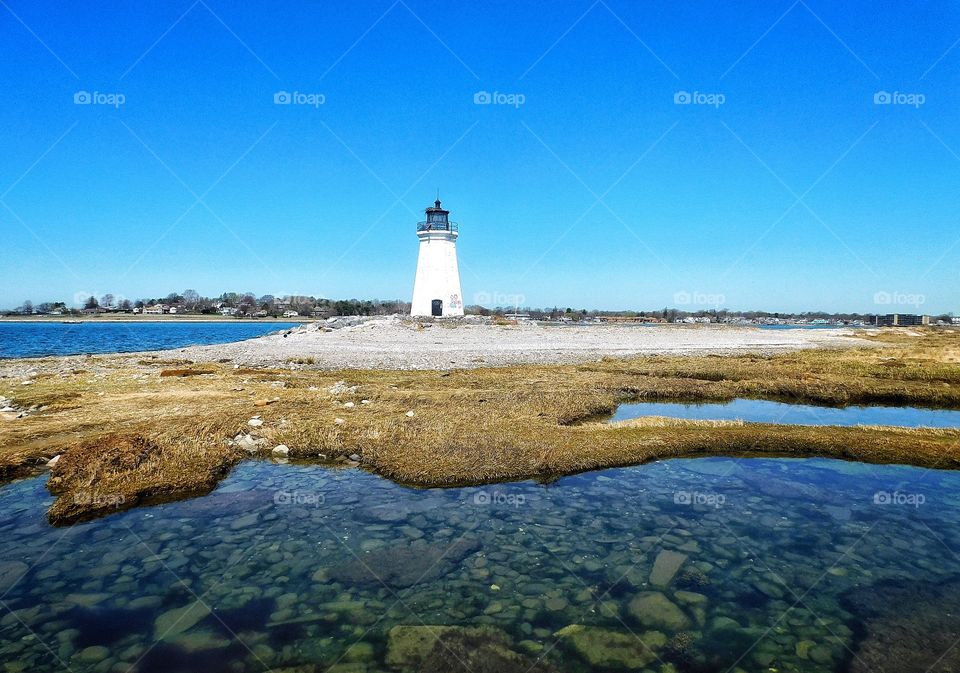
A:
[431,299,443,316]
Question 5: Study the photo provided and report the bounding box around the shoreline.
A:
[0,326,957,524]
[0,315,314,323]
[0,320,865,369]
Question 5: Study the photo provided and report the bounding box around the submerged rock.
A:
[628,591,690,631]
[168,629,231,652]
[650,550,688,588]
[386,625,555,672]
[555,624,666,668]
[0,561,28,593]
[327,537,480,588]
[72,645,109,664]
[153,602,211,640]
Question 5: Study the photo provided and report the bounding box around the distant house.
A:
[312,307,331,318]
[256,310,268,318]
[218,307,238,316]
[282,310,300,318]
[143,304,165,315]
[132,307,142,314]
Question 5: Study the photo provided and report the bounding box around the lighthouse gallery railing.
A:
[417,221,459,232]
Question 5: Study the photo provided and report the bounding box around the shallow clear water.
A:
[1,458,958,672]
[611,398,960,428]
[0,322,298,359]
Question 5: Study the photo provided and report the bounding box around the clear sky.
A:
[1,0,958,313]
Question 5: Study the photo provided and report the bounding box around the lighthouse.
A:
[411,197,464,317]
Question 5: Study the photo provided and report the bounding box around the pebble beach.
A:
[167,318,866,371]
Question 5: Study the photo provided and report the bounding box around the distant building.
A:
[874,314,929,326]
[143,304,165,315]
[282,310,300,318]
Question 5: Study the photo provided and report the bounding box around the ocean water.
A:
[0,322,298,359]
[611,398,960,428]
[0,457,957,672]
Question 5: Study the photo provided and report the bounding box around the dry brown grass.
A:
[1,328,958,524]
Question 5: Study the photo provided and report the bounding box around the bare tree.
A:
[20,300,33,314]
[101,293,115,308]
[182,289,200,309]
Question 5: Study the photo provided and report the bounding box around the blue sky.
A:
[1,0,958,313]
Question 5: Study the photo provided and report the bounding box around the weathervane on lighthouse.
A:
[411,194,464,317]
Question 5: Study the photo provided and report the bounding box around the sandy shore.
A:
[161,319,866,370]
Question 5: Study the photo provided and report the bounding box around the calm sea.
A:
[0,321,298,358]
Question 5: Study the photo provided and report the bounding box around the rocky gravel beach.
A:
[161,318,865,371]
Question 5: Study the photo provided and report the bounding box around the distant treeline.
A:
[6,292,410,318]
[4,292,955,322]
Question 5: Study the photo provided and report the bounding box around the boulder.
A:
[0,561,28,593]
[386,625,555,672]
[328,537,479,589]
[628,592,690,631]
[649,550,687,588]
[153,602,211,640]
[555,624,666,669]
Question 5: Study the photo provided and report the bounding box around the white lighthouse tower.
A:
[411,197,463,317]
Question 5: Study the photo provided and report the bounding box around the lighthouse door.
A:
[431,299,443,316]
